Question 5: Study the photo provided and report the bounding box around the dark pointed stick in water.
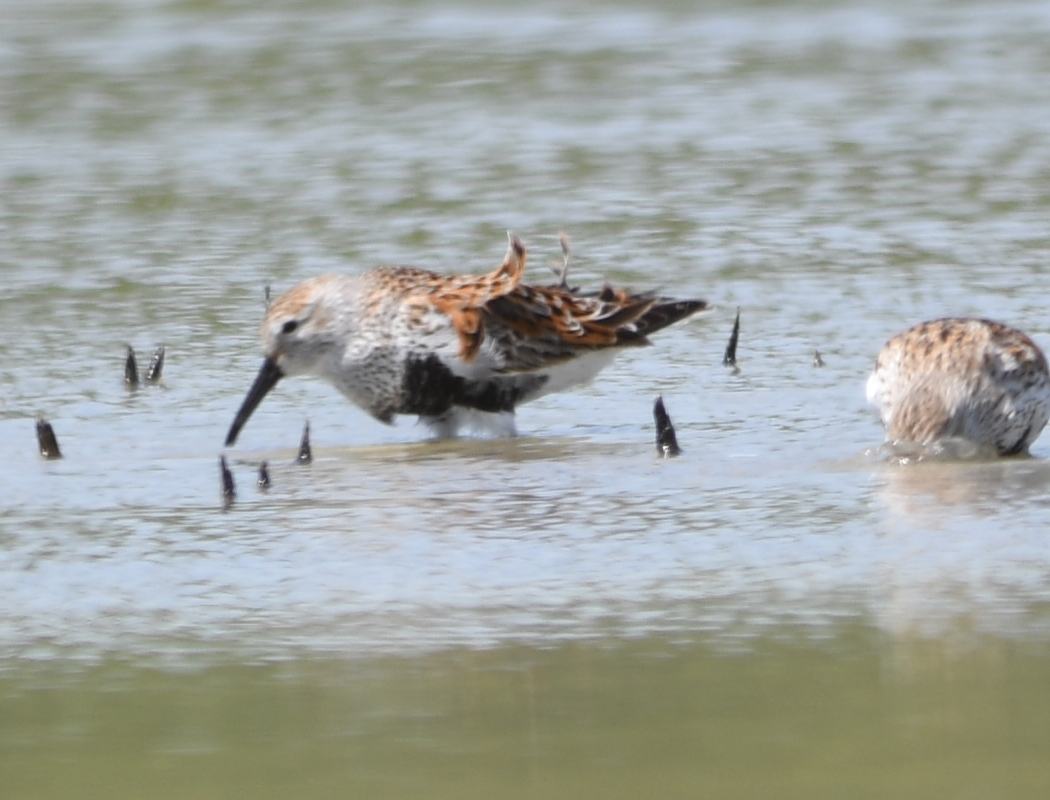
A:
[813,350,825,367]
[296,421,312,465]
[653,396,681,458]
[124,345,139,386]
[220,454,236,507]
[722,308,740,367]
[36,417,62,460]
[264,284,272,309]
[257,460,271,490]
[145,344,165,383]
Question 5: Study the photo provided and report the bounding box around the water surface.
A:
[3,0,1050,795]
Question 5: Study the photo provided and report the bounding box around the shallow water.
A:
[3,0,1050,795]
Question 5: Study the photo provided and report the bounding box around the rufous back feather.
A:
[428,236,527,362]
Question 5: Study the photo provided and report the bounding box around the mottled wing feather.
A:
[633,299,709,336]
[486,286,655,346]
[426,237,527,362]
[394,235,705,373]
[480,290,706,374]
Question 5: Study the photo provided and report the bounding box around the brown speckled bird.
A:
[866,317,1050,455]
[225,235,707,445]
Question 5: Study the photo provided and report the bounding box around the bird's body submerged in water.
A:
[225,236,707,445]
[866,317,1050,456]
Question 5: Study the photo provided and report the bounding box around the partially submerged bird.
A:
[866,317,1050,456]
[225,235,706,445]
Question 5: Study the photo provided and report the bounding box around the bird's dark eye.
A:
[282,320,299,335]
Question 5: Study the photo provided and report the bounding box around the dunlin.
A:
[866,317,1050,455]
[225,235,707,445]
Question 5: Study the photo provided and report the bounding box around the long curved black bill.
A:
[225,357,284,446]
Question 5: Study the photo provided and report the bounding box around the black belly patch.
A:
[399,354,547,417]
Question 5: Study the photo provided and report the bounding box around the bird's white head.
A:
[226,274,353,446]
